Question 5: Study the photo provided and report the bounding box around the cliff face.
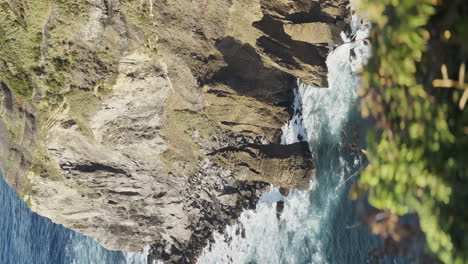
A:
[0,0,349,262]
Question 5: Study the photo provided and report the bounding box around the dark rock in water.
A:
[147,159,268,263]
[279,187,290,197]
[0,0,351,262]
[350,48,357,61]
[276,201,285,221]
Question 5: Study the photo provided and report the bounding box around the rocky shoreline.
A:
[0,0,353,263]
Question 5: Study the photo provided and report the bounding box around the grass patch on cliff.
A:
[18,174,34,196]
[161,95,219,176]
[161,110,203,176]
[18,172,35,208]
[72,221,90,230]
[24,196,32,208]
[1,110,25,145]
[0,0,92,101]
[65,90,99,138]
[0,0,50,98]
[30,146,63,181]
[121,0,160,58]
[5,155,38,201]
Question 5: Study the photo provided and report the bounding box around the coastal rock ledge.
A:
[0,0,349,262]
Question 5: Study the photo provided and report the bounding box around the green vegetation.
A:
[24,196,33,208]
[18,175,34,208]
[121,0,160,58]
[0,0,110,193]
[0,0,50,98]
[356,0,468,262]
[161,95,219,176]
[72,221,90,230]
[30,145,63,181]
[1,0,120,108]
[161,109,204,176]
[66,90,99,138]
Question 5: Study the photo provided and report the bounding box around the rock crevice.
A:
[210,142,315,190]
[0,0,352,262]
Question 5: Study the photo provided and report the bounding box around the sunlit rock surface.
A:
[0,0,351,262]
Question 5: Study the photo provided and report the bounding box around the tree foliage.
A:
[355,0,468,262]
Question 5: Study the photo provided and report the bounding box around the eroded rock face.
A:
[35,53,175,250]
[203,83,290,142]
[252,0,350,87]
[0,0,351,262]
[284,22,344,44]
[211,142,315,190]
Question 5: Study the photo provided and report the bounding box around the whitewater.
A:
[196,13,403,264]
[1,10,400,264]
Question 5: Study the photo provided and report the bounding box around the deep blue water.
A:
[1,10,423,264]
[0,173,145,264]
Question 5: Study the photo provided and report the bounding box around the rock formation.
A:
[0,0,350,262]
[211,142,315,190]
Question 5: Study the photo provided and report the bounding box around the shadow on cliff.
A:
[253,14,328,73]
[211,36,295,107]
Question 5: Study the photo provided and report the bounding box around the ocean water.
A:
[1,9,409,264]
[0,173,149,264]
[197,15,406,264]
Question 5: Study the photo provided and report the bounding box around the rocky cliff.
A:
[0,0,350,262]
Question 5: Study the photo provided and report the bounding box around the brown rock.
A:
[284,22,344,44]
[0,0,348,261]
[203,84,289,142]
[249,0,351,87]
[210,142,315,190]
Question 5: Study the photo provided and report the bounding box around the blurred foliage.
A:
[355,0,468,263]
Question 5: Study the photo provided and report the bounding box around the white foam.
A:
[125,245,152,264]
[198,15,371,263]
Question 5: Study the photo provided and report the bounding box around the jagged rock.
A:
[0,0,351,262]
[250,0,350,87]
[260,0,347,22]
[276,201,285,220]
[211,142,315,190]
[203,84,290,142]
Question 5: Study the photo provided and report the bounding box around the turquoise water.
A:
[0,10,416,264]
[0,39,391,263]
[0,173,148,264]
[198,24,407,264]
